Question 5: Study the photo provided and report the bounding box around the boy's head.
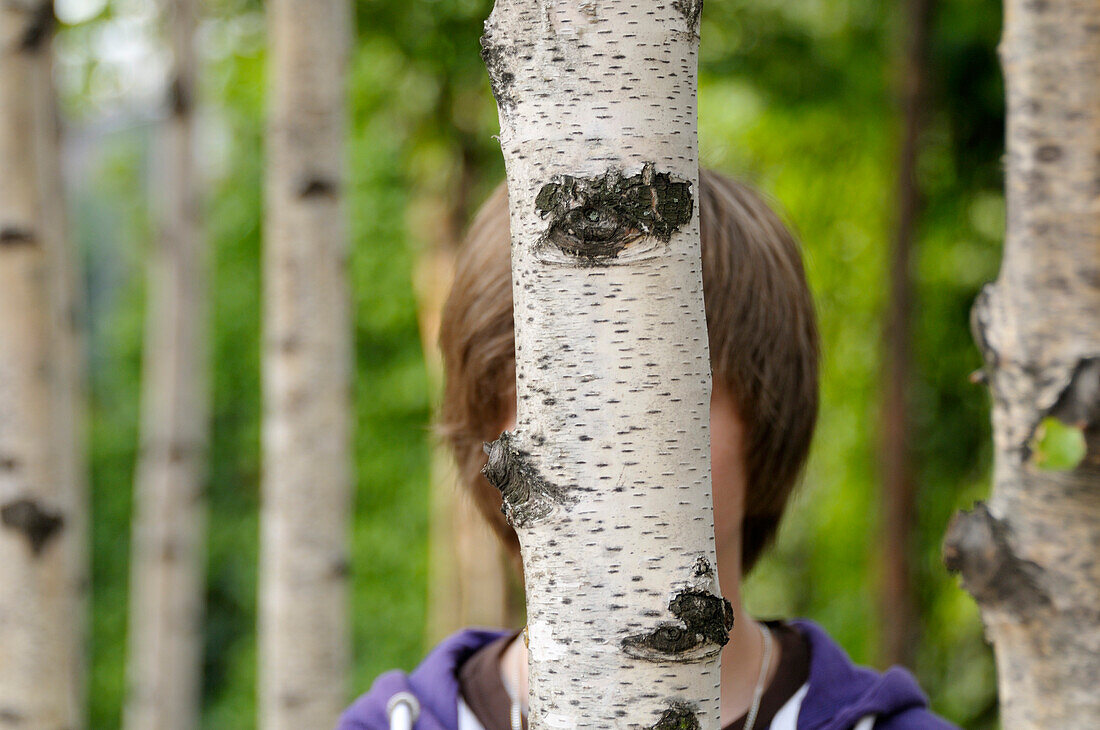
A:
[438,169,819,574]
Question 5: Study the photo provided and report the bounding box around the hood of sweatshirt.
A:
[789,620,956,730]
[337,621,957,730]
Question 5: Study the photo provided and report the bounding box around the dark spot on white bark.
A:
[943,502,1052,618]
[534,164,693,265]
[0,455,19,471]
[1,498,64,556]
[1035,144,1062,162]
[692,555,712,578]
[0,707,26,723]
[622,588,733,662]
[20,1,54,51]
[298,177,338,199]
[483,431,572,526]
[0,227,38,247]
[154,538,178,563]
[168,75,192,117]
[650,701,700,730]
[480,28,516,112]
[672,0,703,33]
[329,555,351,579]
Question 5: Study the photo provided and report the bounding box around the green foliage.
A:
[1030,418,1087,471]
[68,0,1005,726]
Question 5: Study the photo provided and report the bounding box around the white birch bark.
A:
[123,0,207,727]
[0,1,84,726]
[38,39,88,730]
[481,1,726,727]
[943,0,1100,727]
[259,0,352,727]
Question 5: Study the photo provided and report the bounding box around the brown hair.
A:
[438,169,819,573]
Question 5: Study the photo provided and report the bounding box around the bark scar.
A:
[622,558,733,662]
[970,284,1100,462]
[672,0,703,34]
[943,502,1052,618]
[482,431,572,527]
[480,24,516,113]
[650,701,701,730]
[1,498,65,556]
[1047,357,1100,434]
[534,164,693,266]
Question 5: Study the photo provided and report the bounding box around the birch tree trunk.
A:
[481,1,727,727]
[259,0,352,727]
[943,0,1100,727]
[0,1,84,726]
[123,0,207,727]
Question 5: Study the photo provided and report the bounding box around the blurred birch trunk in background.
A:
[123,0,208,727]
[259,0,353,727]
[0,1,86,726]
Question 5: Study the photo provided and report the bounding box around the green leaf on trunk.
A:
[1030,417,1086,471]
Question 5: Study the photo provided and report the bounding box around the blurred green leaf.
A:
[1031,417,1087,471]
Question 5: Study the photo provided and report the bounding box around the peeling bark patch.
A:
[480,30,515,112]
[672,0,703,33]
[622,589,733,662]
[482,431,571,527]
[534,164,693,264]
[943,502,1052,617]
[1,498,64,556]
[0,227,37,247]
[650,701,701,730]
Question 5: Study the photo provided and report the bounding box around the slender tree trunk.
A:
[943,0,1100,727]
[123,1,207,728]
[880,0,933,670]
[0,1,85,726]
[481,1,727,727]
[259,0,352,727]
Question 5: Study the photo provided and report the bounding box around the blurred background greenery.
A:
[57,0,1003,726]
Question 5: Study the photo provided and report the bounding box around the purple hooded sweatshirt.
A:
[337,621,958,730]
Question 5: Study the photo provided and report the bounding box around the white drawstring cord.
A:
[387,691,421,730]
